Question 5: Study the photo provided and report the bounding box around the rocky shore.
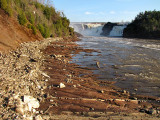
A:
[0,37,160,120]
[0,38,62,119]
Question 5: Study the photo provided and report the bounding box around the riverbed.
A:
[72,36,160,97]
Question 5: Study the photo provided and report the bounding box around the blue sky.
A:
[51,0,160,22]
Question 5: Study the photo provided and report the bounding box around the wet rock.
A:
[96,61,100,68]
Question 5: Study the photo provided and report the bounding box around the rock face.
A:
[101,22,118,36]
[0,37,62,119]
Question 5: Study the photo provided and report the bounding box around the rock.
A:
[22,95,40,111]
[35,115,43,120]
[139,109,146,113]
[101,22,118,36]
[130,100,139,104]
[123,90,127,94]
[98,90,104,93]
[59,83,65,88]
[147,108,157,115]
[96,61,100,68]
[15,107,25,115]
[24,116,33,120]
[41,72,50,78]
[134,88,138,91]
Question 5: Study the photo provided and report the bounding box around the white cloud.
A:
[110,11,116,14]
[85,12,93,15]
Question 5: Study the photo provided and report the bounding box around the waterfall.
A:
[70,23,127,37]
[81,25,103,36]
[70,23,103,37]
[109,26,126,37]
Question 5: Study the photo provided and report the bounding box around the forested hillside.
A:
[0,0,74,38]
[123,10,160,39]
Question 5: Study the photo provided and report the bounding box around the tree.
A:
[123,10,160,39]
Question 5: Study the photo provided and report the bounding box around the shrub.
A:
[34,2,41,9]
[26,12,35,24]
[0,0,12,16]
[43,6,51,20]
[43,25,50,38]
[69,27,74,36]
[37,24,44,36]
[18,12,27,25]
[27,24,32,29]
[31,25,37,35]
[0,0,8,10]
[37,24,50,38]
[5,6,12,16]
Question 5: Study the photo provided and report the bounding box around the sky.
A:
[51,0,160,22]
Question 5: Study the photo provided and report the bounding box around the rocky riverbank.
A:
[0,37,160,120]
[0,38,62,119]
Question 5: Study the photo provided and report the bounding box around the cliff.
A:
[101,22,118,36]
[0,9,42,52]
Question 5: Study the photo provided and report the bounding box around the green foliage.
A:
[0,0,7,10]
[43,25,50,38]
[27,24,32,29]
[31,25,37,35]
[5,6,12,16]
[26,12,35,24]
[0,0,12,16]
[123,10,160,39]
[34,2,41,9]
[37,24,44,36]
[69,27,74,36]
[18,12,27,25]
[37,24,50,38]
[43,6,51,20]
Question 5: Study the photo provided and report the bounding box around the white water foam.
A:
[109,26,126,37]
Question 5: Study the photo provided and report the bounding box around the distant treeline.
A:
[123,10,160,39]
[0,0,75,38]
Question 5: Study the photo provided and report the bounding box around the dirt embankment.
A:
[0,9,43,53]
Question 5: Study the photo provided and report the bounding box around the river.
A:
[72,36,160,97]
